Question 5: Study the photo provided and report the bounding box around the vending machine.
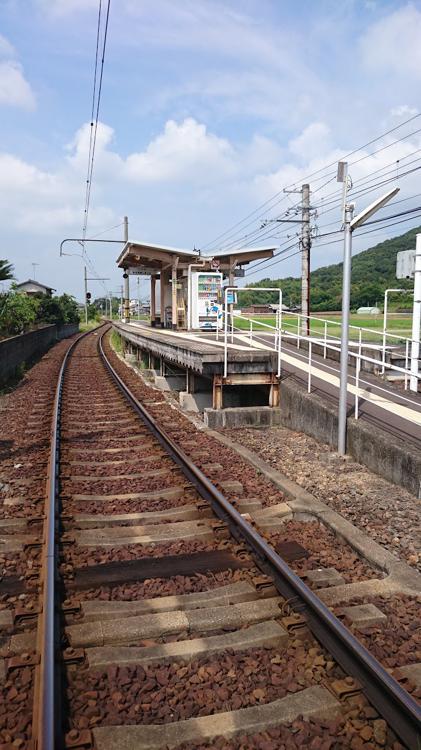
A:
[190,271,223,330]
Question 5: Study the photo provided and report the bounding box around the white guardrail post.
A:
[297,314,300,348]
[355,328,362,419]
[404,339,409,390]
[308,341,312,393]
[324,321,327,359]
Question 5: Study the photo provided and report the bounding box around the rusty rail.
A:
[32,325,107,750]
[99,329,421,750]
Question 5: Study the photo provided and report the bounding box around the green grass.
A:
[79,320,101,332]
[110,329,123,353]
[233,313,412,344]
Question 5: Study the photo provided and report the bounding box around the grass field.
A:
[233,313,412,343]
[79,320,102,332]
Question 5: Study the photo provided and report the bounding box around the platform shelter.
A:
[116,241,275,330]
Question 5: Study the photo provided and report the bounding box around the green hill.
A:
[243,226,418,311]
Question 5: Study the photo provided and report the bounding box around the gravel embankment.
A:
[223,426,420,571]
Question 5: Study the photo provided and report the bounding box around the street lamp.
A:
[337,178,400,455]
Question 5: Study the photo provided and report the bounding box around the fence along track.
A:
[32,325,420,749]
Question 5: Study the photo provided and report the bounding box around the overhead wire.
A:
[203,112,421,252]
[79,0,112,300]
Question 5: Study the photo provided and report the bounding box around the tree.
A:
[0,292,38,335]
[0,260,14,281]
[36,296,65,324]
[58,294,80,323]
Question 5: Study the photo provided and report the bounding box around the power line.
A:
[81,0,112,245]
[203,113,421,253]
[245,207,421,279]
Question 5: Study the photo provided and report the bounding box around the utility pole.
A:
[123,216,130,322]
[32,262,39,280]
[84,265,88,325]
[301,184,311,336]
[410,234,421,392]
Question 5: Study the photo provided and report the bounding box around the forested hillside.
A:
[242,226,418,311]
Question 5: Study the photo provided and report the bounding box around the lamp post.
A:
[337,182,400,455]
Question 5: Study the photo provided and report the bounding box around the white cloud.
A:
[124,118,235,183]
[289,123,332,162]
[66,121,122,176]
[0,33,36,110]
[0,33,15,58]
[37,0,98,16]
[390,105,418,120]
[360,4,421,79]
[0,61,36,110]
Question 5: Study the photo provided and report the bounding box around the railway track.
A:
[0,325,420,750]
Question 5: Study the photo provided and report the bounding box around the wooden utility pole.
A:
[123,216,130,322]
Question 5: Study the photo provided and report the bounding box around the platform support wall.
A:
[269,380,280,407]
[213,375,223,409]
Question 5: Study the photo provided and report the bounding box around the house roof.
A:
[15,279,56,292]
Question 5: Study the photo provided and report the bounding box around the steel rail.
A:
[99,329,421,750]
[32,325,107,750]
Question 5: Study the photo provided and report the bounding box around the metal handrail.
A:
[223,309,420,407]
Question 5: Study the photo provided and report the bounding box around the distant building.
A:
[242,303,296,315]
[15,279,55,297]
[242,304,273,315]
[356,306,380,315]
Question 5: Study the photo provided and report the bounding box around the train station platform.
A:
[114,321,280,409]
[113,320,421,451]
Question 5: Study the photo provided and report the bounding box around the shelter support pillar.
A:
[228,259,236,332]
[172,258,179,330]
[150,275,156,327]
[160,270,166,328]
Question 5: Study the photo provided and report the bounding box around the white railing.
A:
[221,307,420,420]
[223,287,282,378]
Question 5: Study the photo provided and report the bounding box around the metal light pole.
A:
[337,184,400,454]
[337,205,354,455]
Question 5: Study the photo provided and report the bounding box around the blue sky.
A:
[1,0,421,301]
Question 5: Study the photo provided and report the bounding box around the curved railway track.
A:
[1,325,420,750]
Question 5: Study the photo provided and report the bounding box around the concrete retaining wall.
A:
[0,323,79,385]
[204,406,282,429]
[205,379,420,496]
[279,379,420,497]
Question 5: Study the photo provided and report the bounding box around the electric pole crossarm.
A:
[60,238,124,256]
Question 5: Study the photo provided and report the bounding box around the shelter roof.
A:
[117,241,275,274]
